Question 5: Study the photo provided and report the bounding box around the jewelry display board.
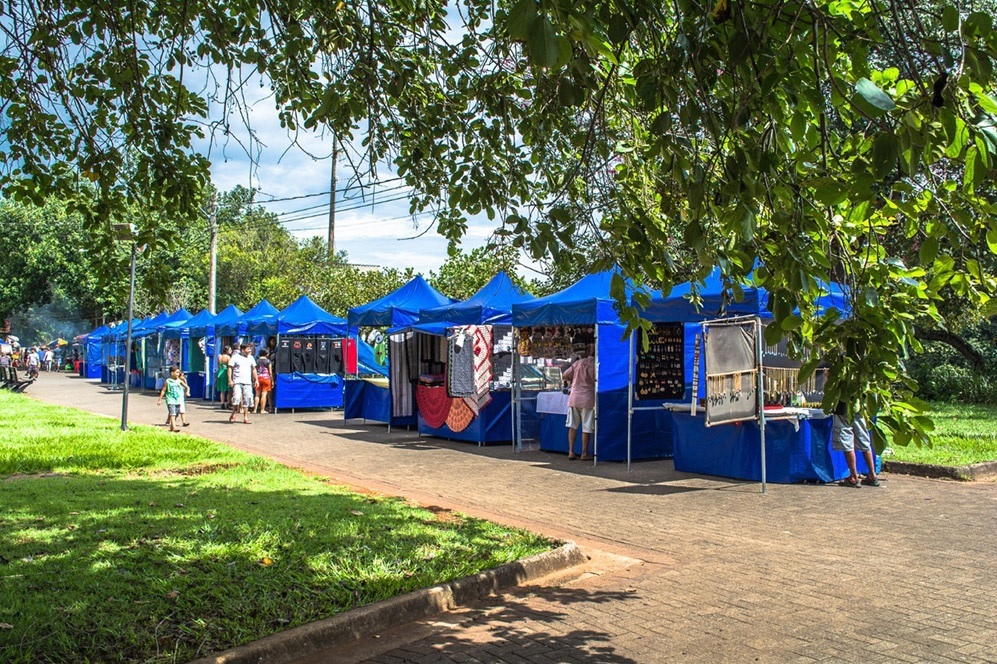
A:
[515,325,595,391]
[635,323,684,400]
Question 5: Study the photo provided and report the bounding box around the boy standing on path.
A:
[157,366,185,432]
[228,343,258,424]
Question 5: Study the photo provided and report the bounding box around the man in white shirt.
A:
[227,343,258,424]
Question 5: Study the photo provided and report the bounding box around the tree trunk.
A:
[914,327,986,373]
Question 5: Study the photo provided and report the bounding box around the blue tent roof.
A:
[207,304,243,338]
[216,299,280,337]
[157,308,193,336]
[348,275,454,328]
[636,267,850,322]
[277,295,351,337]
[131,311,170,339]
[512,268,643,326]
[176,309,216,338]
[412,272,534,334]
[86,325,110,343]
[106,318,145,341]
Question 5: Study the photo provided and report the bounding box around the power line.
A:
[253,176,405,204]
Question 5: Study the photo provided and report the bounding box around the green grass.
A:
[886,401,997,467]
[0,391,555,663]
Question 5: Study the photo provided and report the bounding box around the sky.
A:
[200,50,508,277]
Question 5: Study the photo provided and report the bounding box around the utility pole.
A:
[207,193,218,314]
[328,140,337,258]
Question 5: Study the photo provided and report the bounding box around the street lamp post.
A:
[114,224,138,432]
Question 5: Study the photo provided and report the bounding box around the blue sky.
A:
[203,81,501,276]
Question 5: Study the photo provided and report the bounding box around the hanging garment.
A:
[447,331,476,397]
[464,325,493,415]
[389,331,414,418]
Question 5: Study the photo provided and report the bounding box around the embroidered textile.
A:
[446,397,475,432]
[415,384,452,429]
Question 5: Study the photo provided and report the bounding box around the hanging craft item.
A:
[465,325,493,415]
[415,384,452,429]
[635,323,685,400]
[446,397,475,432]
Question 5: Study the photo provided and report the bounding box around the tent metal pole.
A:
[592,324,599,466]
[627,330,634,473]
[512,328,519,453]
[756,316,767,494]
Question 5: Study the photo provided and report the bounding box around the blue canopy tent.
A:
[273,295,353,410]
[216,300,280,338]
[102,318,143,386]
[84,324,110,379]
[404,272,534,444]
[164,309,214,398]
[204,305,243,401]
[633,268,868,483]
[511,269,668,462]
[130,310,178,389]
[345,276,455,428]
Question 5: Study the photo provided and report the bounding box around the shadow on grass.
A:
[0,470,551,664]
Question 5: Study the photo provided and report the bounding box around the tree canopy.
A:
[3,0,997,446]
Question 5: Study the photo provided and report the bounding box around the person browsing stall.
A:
[562,342,596,460]
[227,343,258,424]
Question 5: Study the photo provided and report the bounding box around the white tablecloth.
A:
[536,391,570,415]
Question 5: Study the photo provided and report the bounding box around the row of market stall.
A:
[78,269,876,485]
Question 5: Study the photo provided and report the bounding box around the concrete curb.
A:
[189,541,587,664]
[883,459,997,481]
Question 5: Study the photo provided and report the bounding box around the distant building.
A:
[348,263,381,273]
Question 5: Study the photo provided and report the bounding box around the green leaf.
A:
[977,94,997,115]
[780,314,804,331]
[871,133,899,179]
[941,5,959,31]
[507,0,536,41]
[987,228,997,255]
[527,17,567,68]
[919,236,939,264]
[854,78,896,116]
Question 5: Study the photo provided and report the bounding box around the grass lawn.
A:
[886,401,997,467]
[0,391,555,663]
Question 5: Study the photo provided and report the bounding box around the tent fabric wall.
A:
[344,379,416,426]
[85,325,110,379]
[275,373,343,409]
[670,411,875,483]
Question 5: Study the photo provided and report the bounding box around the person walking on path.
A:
[832,401,880,488]
[166,366,192,427]
[228,343,258,424]
[562,342,596,461]
[216,345,232,409]
[253,348,273,414]
[156,366,185,432]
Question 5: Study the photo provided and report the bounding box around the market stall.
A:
[83,324,110,379]
[345,275,454,428]
[272,295,355,410]
[632,270,874,483]
[203,304,243,401]
[405,272,532,444]
[163,309,213,398]
[511,269,670,462]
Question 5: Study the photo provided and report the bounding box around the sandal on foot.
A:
[861,476,881,487]
[579,455,593,461]
[837,478,861,488]
[567,454,577,460]
[228,413,236,423]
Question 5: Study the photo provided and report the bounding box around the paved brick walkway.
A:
[31,373,997,663]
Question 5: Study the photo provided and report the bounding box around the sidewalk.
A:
[31,373,997,662]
